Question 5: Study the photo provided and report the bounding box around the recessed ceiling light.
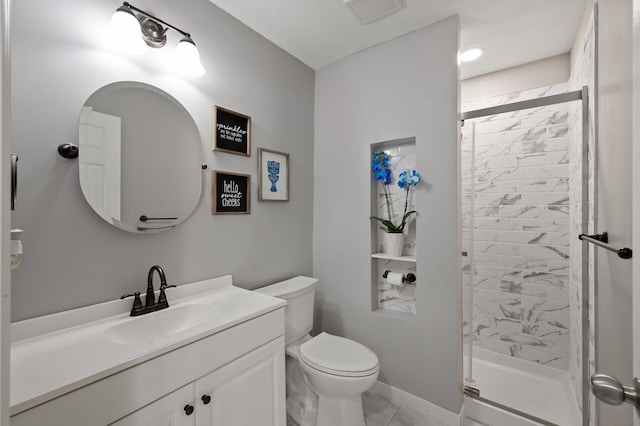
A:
[460,48,484,62]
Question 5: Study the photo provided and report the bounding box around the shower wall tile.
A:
[499,255,548,271]
[521,245,569,261]
[462,82,573,372]
[522,218,568,232]
[500,280,569,301]
[521,165,570,180]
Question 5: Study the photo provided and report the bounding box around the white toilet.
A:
[255,276,379,426]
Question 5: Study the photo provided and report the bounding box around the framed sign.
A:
[212,171,251,215]
[258,148,289,202]
[213,106,251,156]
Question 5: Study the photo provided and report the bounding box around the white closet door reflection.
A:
[79,106,122,224]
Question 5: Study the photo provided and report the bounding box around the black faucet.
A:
[146,265,166,307]
[121,265,176,316]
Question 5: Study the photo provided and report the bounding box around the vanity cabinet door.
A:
[109,384,195,426]
[195,336,285,426]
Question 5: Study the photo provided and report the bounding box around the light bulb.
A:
[110,6,148,55]
[176,37,205,77]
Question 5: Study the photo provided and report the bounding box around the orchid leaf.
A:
[369,216,401,233]
[402,210,417,222]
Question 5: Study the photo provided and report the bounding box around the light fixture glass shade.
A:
[110,6,148,54]
[176,37,205,77]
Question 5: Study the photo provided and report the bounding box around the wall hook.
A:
[58,143,78,159]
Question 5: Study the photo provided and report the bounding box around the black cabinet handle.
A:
[201,394,211,405]
[184,404,194,415]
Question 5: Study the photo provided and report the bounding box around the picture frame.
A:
[212,105,251,156]
[212,171,251,215]
[258,148,289,202]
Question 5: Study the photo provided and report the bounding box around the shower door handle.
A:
[591,374,640,408]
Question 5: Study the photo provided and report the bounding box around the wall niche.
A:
[370,138,417,317]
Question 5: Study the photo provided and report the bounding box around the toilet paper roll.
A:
[385,272,404,286]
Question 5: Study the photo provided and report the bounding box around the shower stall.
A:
[459,10,596,426]
[459,76,596,426]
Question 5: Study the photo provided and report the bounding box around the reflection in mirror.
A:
[79,81,202,233]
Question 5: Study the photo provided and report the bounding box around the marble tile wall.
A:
[373,143,417,315]
[461,83,573,370]
[378,259,417,315]
[568,11,595,418]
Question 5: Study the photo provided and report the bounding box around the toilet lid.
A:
[299,332,379,377]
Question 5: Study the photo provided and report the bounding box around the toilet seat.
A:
[299,332,379,377]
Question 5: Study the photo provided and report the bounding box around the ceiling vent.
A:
[344,0,406,24]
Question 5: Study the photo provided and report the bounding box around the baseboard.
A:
[370,381,460,426]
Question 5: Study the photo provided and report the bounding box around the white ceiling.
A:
[208,0,585,79]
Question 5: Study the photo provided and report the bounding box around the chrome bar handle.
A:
[579,232,633,259]
[591,374,640,408]
[10,154,18,211]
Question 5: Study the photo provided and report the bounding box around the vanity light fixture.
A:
[460,48,484,63]
[110,2,205,77]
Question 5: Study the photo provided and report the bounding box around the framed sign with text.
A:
[213,106,251,156]
[212,171,251,215]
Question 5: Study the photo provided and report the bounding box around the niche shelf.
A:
[370,137,417,317]
[371,253,416,263]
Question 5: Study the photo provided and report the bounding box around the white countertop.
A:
[10,275,286,415]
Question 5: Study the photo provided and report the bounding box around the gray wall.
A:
[10,0,315,321]
[461,54,570,102]
[594,0,635,424]
[313,17,461,413]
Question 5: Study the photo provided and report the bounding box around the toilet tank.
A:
[255,276,318,345]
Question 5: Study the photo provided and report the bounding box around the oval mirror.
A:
[78,81,202,233]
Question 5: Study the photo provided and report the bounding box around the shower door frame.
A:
[460,86,591,426]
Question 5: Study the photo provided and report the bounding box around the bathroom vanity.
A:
[10,276,286,426]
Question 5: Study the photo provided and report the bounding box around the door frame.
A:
[0,0,10,424]
[632,0,640,424]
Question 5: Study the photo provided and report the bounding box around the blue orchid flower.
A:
[408,170,421,185]
[370,152,423,234]
[398,170,408,189]
[372,151,393,184]
[374,169,387,181]
[384,168,392,185]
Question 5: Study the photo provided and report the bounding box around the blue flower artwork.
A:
[267,160,280,192]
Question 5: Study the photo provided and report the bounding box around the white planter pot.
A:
[382,232,404,257]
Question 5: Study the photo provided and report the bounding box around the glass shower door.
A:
[460,88,589,426]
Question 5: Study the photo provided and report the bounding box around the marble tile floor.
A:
[286,389,489,426]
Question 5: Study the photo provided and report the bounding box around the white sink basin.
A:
[11,275,287,415]
[103,304,218,344]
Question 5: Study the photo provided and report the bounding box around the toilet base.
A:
[316,394,366,426]
[285,353,318,426]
